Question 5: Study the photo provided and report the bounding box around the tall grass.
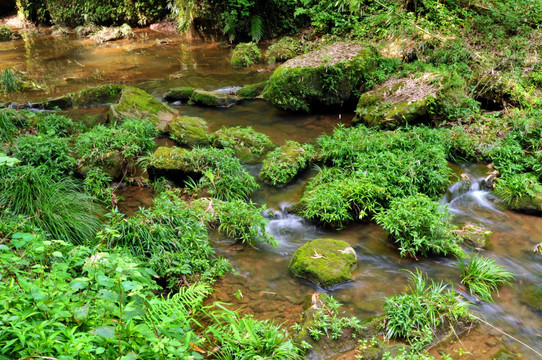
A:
[0,165,103,244]
[0,69,20,93]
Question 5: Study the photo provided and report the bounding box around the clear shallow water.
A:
[2,30,541,358]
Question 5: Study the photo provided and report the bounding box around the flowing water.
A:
[1,28,541,359]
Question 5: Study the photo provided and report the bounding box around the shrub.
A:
[260,141,315,186]
[183,147,259,200]
[10,134,77,176]
[374,194,461,258]
[384,270,471,350]
[456,254,515,302]
[216,199,277,247]
[0,164,103,244]
[231,42,261,67]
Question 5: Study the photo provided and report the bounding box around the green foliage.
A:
[231,42,261,67]
[0,109,29,144]
[0,68,21,93]
[216,199,277,247]
[0,152,20,167]
[33,112,77,136]
[260,141,315,186]
[10,134,77,176]
[0,165,103,244]
[210,126,275,162]
[456,254,515,302]
[83,168,113,205]
[183,147,259,200]
[384,270,470,351]
[494,173,542,209]
[0,25,13,41]
[205,303,303,359]
[0,229,208,359]
[374,194,461,258]
[75,118,158,172]
[265,36,301,63]
[104,191,229,284]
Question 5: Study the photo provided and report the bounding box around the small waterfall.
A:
[442,165,502,221]
[264,203,323,255]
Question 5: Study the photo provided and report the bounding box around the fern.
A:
[250,15,264,43]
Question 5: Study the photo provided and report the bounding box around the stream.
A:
[1,27,541,359]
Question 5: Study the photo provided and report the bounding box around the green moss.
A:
[265,36,300,63]
[0,25,13,41]
[166,115,209,148]
[236,82,266,99]
[191,90,238,108]
[289,238,357,287]
[71,84,124,108]
[210,126,275,163]
[149,146,190,171]
[260,141,315,186]
[263,43,378,112]
[231,42,261,68]
[108,86,180,132]
[164,86,196,102]
[495,173,542,214]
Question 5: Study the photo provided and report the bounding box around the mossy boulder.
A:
[91,24,134,43]
[231,42,261,68]
[210,126,275,163]
[236,82,267,100]
[79,150,124,180]
[71,84,124,108]
[147,146,199,183]
[265,36,300,64]
[166,115,209,147]
[355,73,443,128]
[519,282,542,311]
[108,86,180,132]
[0,25,13,41]
[289,238,357,287]
[263,42,378,112]
[260,141,315,186]
[164,86,195,102]
[191,89,239,108]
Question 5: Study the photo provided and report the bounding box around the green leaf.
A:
[74,305,90,323]
[97,274,115,288]
[11,232,34,249]
[70,278,89,290]
[97,289,118,302]
[52,251,63,258]
[91,326,115,339]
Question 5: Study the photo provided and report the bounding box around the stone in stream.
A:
[108,86,180,132]
[166,115,209,148]
[210,126,276,164]
[146,146,200,184]
[191,89,239,108]
[260,140,316,187]
[453,224,492,249]
[355,72,443,128]
[164,86,196,102]
[263,42,378,112]
[289,238,357,287]
[519,282,542,311]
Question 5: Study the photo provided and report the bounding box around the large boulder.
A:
[166,115,209,147]
[263,42,378,112]
[289,238,357,287]
[355,73,443,128]
[108,86,180,132]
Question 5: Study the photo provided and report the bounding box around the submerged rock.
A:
[166,115,209,147]
[454,224,491,249]
[289,238,357,287]
[108,86,180,132]
[519,282,542,311]
[191,89,239,108]
[263,42,378,112]
[355,73,443,128]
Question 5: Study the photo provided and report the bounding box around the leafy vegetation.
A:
[0,68,21,93]
[375,194,461,258]
[260,140,315,186]
[231,42,261,67]
[210,126,275,163]
[456,254,515,302]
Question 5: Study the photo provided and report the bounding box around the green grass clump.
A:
[216,199,277,247]
[231,42,261,67]
[10,134,77,177]
[0,69,21,93]
[0,109,30,143]
[494,173,542,210]
[260,141,315,186]
[183,147,259,200]
[75,118,158,174]
[456,254,515,302]
[0,164,103,244]
[384,270,470,351]
[265,36,301,63]
[375,194,461,258]
[33,112,77,136]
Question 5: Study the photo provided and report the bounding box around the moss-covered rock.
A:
[231,42,261,68]
[519,282,542,311]
[79,150,124,179]
[0,25,13,41]
[191,89,239,108]
[71,84,124,108]
[210,126,275,163]
[91,24,134,43]
[265,36,300,64]
[108,86,180,132]
[289,238,357,287]
[147,146,199,183]
[166,115,209,147]
[454,224,491,249]
[164,86,196,102]
[494,173,542,215]
[260,140,315,186]
[355,73,442,128]
[236,82,267,100]
[263,42,378,112]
